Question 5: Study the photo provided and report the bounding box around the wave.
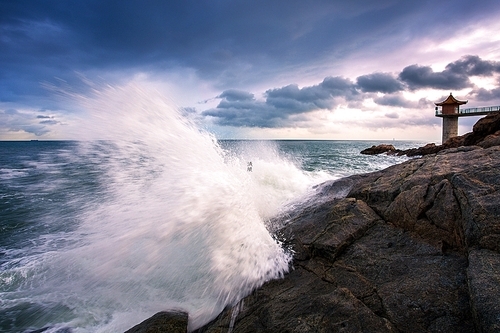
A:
[0,82,330,332]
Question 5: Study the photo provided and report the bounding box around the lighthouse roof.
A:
[435,93,468,106]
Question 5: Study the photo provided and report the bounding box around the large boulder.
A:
[195,146,500,333]
[465,111,500,146]
[360,144,396,155]
[400,143,442,157]
[348,146,500,254]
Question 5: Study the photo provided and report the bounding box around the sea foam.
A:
[3,82,327,332]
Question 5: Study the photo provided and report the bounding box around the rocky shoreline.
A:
[127,115,500,333]
[361,111,500,157]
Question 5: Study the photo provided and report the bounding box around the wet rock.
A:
[131,141,500,332]
[360,144,396,155]
[124,311,188,333]
[401,142,443,157]
[195,146,500,333]
[196,199,399,333]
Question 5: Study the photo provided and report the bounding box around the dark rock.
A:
[195,146,500,333]
[279,197,381,262]
[360,144,396,155]
[401,143,442,157]
[195,199,399,333]
[467,249,500,332]
[131,137,500,332]
[465,111,500,146]
[443,134,468,148]
[124,311,188,333]
[349,146,500,252]
[478,130,500,148]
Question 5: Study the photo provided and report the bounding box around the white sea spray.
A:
[0,81,418,332]
[0,82,327,332]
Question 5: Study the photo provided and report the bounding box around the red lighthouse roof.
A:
[435,93,468,106]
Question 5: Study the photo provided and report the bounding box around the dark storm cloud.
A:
[2,0,500,105]
[39,119,59,125]
[203,88,282,127]
[217,90,255,102]
[203,52,500,128]
[202,98,276,127]
[36,114,60,125]
[445,55,500,76]
[398,64,471,90]
[203,76,360,127]
[399,55,500,91]
[356,73,404,93]
[266,77,359,112]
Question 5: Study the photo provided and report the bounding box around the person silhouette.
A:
[247,161,253,172]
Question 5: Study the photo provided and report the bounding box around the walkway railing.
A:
[435,105,500,116]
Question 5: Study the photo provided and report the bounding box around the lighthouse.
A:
[435,93,468,143]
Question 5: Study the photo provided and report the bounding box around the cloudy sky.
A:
[1,0,500,142]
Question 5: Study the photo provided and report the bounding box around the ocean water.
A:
[0,85,423,333]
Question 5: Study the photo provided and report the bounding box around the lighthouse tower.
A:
[435,93,468,143]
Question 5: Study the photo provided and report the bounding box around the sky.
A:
[1,0,500,142]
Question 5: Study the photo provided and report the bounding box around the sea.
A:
[0,86,424,333]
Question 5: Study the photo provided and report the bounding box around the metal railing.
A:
[435,105,500,116]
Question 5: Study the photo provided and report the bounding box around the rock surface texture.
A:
[360,144,396,155]
[193,146,500,333]
[124,311,188,333]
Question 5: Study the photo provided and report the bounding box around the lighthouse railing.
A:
[435,105,500,116]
